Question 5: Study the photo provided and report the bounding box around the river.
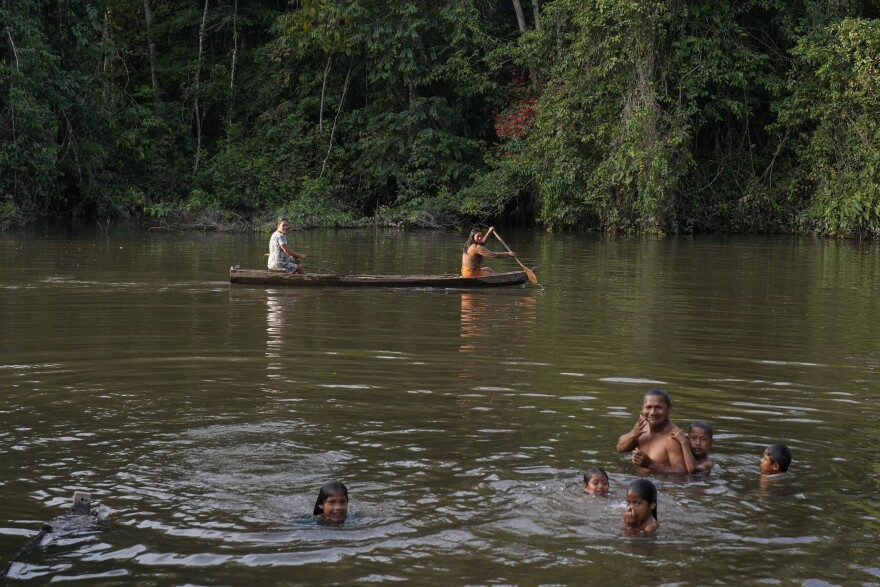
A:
[1,225,878,585]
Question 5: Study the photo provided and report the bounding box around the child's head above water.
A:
[313,480,349,524]
[583,467,609,497]
[624,479,658,535]
[688,421,714,458]
[626,479,657,519]
[760,444,792,474]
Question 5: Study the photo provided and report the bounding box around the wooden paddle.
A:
[492,231,538,284]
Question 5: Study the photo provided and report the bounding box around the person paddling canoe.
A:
[461,227,515,277]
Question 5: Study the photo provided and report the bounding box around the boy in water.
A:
[672,421,715,473]
[760,444,792,476]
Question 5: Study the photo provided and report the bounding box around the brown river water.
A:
[1,225,878,585]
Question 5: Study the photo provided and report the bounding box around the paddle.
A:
[492,231,538,284]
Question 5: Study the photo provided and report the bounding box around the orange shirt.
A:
[461,244,503,277]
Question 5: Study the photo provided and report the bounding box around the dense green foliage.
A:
[2,0,879,235]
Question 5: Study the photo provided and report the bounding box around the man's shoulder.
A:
[662,427,684,443]
[660,427,686,451]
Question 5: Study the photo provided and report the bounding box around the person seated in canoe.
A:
[461,227,515,277]
[268,216,306,274]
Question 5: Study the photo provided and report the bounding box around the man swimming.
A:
[615,388,688,474]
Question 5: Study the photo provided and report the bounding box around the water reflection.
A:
[266,290,294,367]
[458,292,487,354]
[458,292,537,355]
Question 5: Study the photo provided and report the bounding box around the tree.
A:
[772,17,880,237]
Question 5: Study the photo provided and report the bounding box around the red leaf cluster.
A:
[494,95,537,141]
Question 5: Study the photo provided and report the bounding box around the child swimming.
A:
[313,480,349,525]
[760,444,792,475]
[672,421,715,473]
[623,479,659,536]
[583,467,609,497]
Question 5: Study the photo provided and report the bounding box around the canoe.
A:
[229,266,534,288]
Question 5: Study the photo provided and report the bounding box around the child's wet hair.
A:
[766,444,792,472]
[583,467,608,484]
[313,480,348,516]
[628,479,658,520]
[689,421,713,438]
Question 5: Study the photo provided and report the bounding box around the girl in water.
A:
[623,479,658,536]
[583,467,610,497]
[313,481,349,525]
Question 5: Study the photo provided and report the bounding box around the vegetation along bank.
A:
[2,1,880,237]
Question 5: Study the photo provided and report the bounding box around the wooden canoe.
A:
[229,266,534,288]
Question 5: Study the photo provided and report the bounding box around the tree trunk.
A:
[3,0,19,143]
[319,53,332,138]
[102,4,111,105]
[321,59,353,177]
[193,0,209,173]
[531,0,540,31]
[228,0,238,123]
[4,5,19,72]
[229,0,237,92]
[511,0,526,33]
[143,0,160,101]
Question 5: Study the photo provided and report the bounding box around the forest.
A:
[2,0,880,236]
